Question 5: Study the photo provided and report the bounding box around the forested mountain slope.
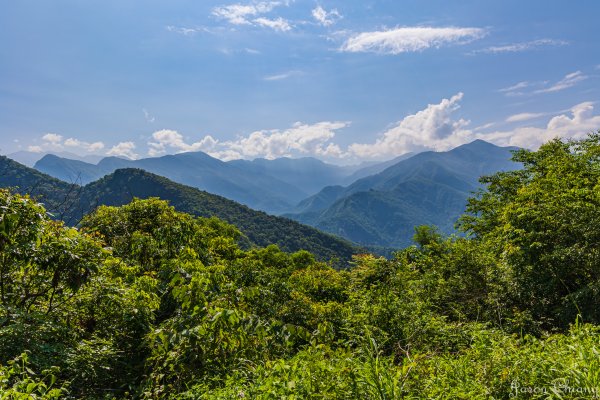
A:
[0,157,360,262]
[288,140,519,247]
[34,151,308,213]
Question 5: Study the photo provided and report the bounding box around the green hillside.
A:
[288,140,519,247]
[0,156,360,263]
[78,168,361,262]
[0,155,81,221]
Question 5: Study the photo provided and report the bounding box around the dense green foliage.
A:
[1,134,600,399]
[460,134,600,331]
[0,159,360,263]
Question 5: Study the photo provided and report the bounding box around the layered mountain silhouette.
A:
[33,152,399,214]
[8,139,520,250]
[0,156,361,263]
[285,140,519,248]
[7,150,104,167]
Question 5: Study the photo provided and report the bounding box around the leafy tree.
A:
[461,133,600,330]
[0,189,104,317]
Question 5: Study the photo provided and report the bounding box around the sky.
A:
[1,0,599,164]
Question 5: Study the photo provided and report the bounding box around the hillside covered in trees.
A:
[1,135,600,398]
[287,140,519,248]
[0,156,361,263]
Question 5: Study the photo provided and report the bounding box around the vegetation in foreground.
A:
[1,134,600,399]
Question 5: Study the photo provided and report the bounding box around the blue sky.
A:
[1,0,599,163]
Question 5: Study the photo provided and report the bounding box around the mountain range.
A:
[7,150,105,167]
[285,140,519,248]
[32,152,398,214]
[4,140,520,250]
[0,155,361,264]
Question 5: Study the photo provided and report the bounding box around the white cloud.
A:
[473,122,496,131]
[147,122,349,161]
[212,2,279,25]
[212,2,291,31]
[499,71,588,97]
[218,121,349,160]
[107,142,139,160]
[506,112,546,123]
[147,129,217,156]
[63,138,80,147]
[340,27,486,55]
[498,81,532,93]
[42,133,63,144]
[263,70,301,81]
[474,39,568,54]
[348,93,471,158]
[30,133,104,154]
[63,138,105,152]
[481,102,600,149]
[312,6,341,27]
[534,71,588,94]
[28,145,43,153]
[166,26,200,36]
[347,96,600,159]
[143,108,155,123]
[253,17,291,31]
[88,142,105,152]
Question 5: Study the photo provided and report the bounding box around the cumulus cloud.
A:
[312,6,341,26]
[212,1,291,31]
[347,96,600,159]
[107,142,139,159]
[146,122,349,161]
[29,133,105,154]
[348,93,471,158]
[481,102,600,149]
[64,138,105,152]
[27,145,43,153]
[42,133,64,144]
[148,129,217,156]
[340,26,486,55]
[473,38,568,54]
[534,71,588,93]
[220,121,349,159]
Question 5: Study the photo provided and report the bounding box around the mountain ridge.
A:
[0,156,362,263]
[286,140,520,247]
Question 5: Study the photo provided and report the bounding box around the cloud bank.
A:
[147,122,348,161]
[26,97,600,164]
[28,133,104,154]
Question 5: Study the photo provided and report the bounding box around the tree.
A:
[460,133,600,330]
[0,189,104,317]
